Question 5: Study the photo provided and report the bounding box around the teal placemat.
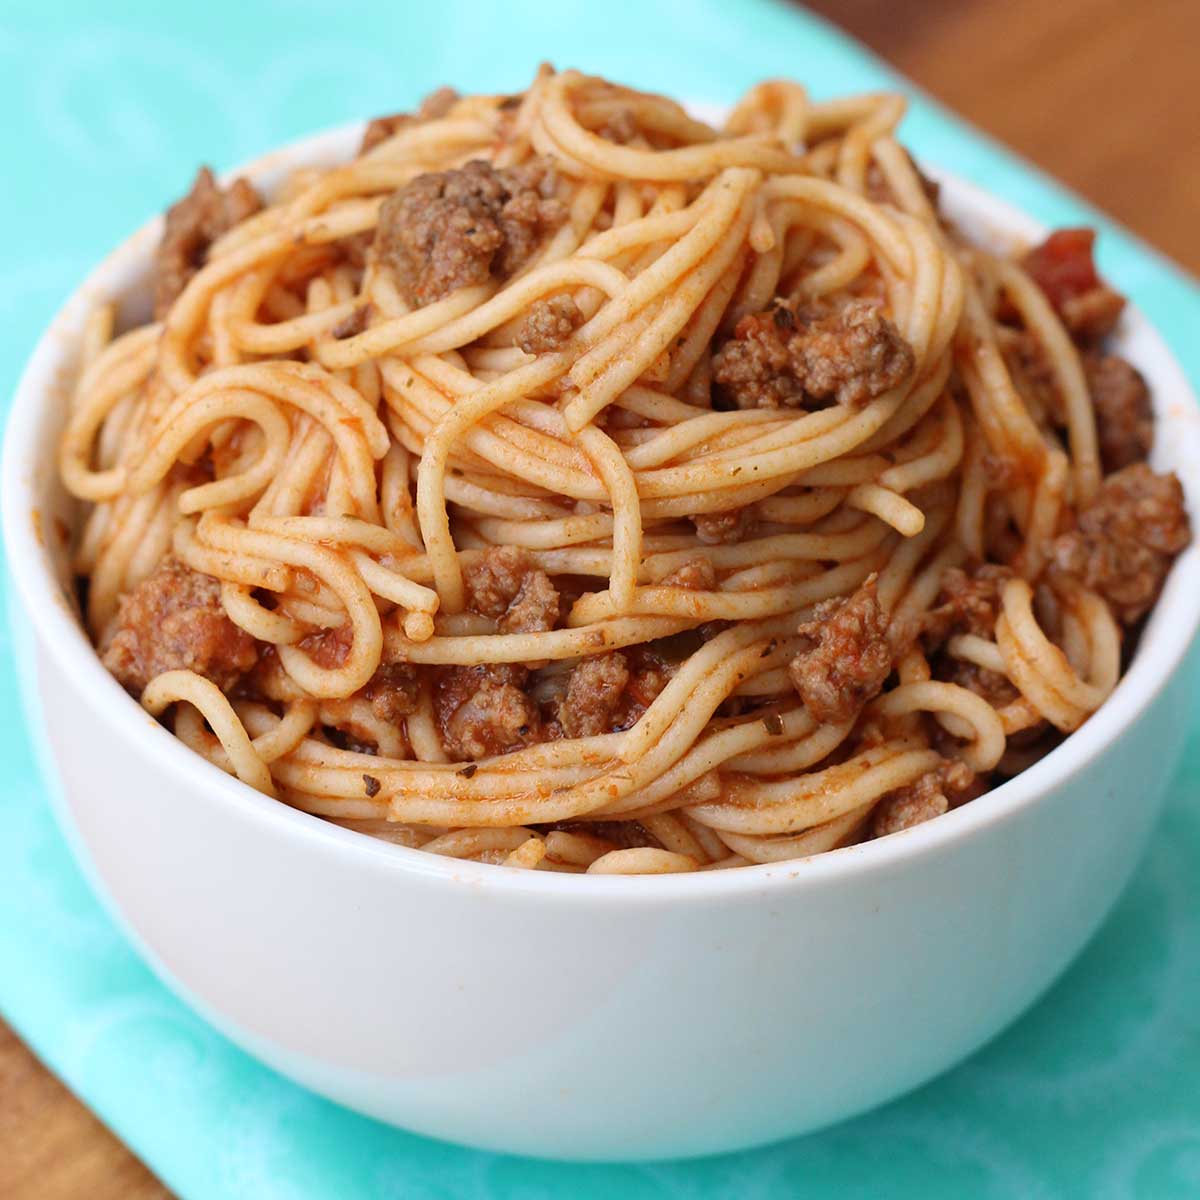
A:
[3,3,1199,1196]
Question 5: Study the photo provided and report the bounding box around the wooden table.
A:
[2,2,1196,1196]
[805,0,1200,274]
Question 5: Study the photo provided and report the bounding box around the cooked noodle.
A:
[61,68,1190,873]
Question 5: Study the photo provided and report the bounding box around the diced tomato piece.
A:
[1022,228,1102,309]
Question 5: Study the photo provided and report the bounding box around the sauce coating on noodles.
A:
[64,69,1191,873]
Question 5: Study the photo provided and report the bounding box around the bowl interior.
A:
[5,121,1200,893]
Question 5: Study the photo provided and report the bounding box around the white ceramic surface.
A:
[4,127,1200,1161]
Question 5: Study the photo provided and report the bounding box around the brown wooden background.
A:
[807,0,1200,274]
[2,2,1197,1196]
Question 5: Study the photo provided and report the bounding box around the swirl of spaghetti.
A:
[869,681,1006,773]
[996,577,1120,731]
[141,671,275,795]
[59,68,1189,871]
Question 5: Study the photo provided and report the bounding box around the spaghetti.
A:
[61,69,1191,873]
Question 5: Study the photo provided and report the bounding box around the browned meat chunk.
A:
[435,664,542,760]
[872,758,977,837]
[517,294,584,353]
[924,563,1015,644]
[625,649,675,713]
[297,625,420,725]
[297,621,353,669]
[1022,228,1125,343]
[924,563,1021,707]
[505,571,560,634]
[1051,463,1190,624]
[1001,329,1064,429]
[713,300,914,410]
[551,646,674,740]
[101,559,259,694]
[464,546,559,633]
[558,653,631,738]
[691,506,756,545]
[789,576,894,724]
[155,167,262,318]
[362,663,420,724]
[359,86,461,154]
[659,555,717,590]
[1085,352,1153,472]
[361,117,410,156]
[373,158,567,307]
[420,84,463,118]
[598,107,639,143]
[943,658,1020,708]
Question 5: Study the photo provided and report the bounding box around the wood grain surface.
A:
[1,2,1196,1196]
[0,1021,170,1199]
[805,0,1200,273]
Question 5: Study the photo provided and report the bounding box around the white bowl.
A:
[4,125,1200,1162]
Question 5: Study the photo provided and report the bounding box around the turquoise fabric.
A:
[2,2,1199,1196]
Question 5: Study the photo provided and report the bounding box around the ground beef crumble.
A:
[359,86,460,154]
[463,546,560,633]
[296,624,420,735]
[1050,463,1190,624]
[943,656,1020,708]
[691,506,756,545]
[596,106,639,144]
[154,167,262,318]
[100,559,259,695]
[1085,352,1153,472]
[789,576,895,724]
[923,563,1021,707]
[871,758,978,837]
[517,294,585,354]
[712,299,915,410]
[1001,329,1064,429]
[545,646,676,741]
[362,663,421,724]
[557,653,631,738]
[659,555,717,590]
[924,563,1015,645]
[296,621,354,670]
[624,649,676,712]
[434,664,542,760]
[373,158,567,307]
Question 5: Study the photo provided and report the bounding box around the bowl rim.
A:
[5,120,1200,897]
